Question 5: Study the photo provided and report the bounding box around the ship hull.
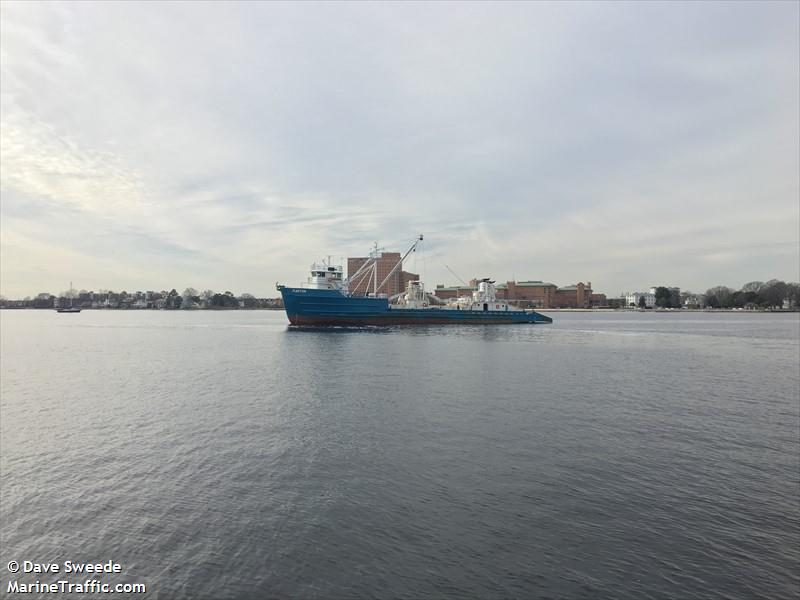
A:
[278,287,552,325]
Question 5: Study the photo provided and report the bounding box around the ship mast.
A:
[343,236,422,296]
[375,235,423,294]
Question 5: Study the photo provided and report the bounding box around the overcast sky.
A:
[1,1,798,298]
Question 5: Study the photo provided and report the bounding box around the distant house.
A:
[625,291,656,308]
[683,294,705,309]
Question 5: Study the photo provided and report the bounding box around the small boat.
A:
[56,282,82,313]
[277,236,553,326]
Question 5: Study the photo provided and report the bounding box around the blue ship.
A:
[277,236,552,326]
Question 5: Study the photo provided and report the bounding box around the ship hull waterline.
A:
[278,287,552,326]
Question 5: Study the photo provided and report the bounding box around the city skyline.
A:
[2,2,798,298]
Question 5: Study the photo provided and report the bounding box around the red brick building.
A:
[348,252,418,296]
[495,281,558,308]
[590,293,608,307]
[553,282,601,308]
[432,279,605,308]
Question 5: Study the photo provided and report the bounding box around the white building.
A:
[683,294,705,308]
[625,291,656,308]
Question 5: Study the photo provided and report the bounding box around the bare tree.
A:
[786,283,800,309]
[741,281,764,293]
[705,286,735,308]
[761,280,788,308]
[239,293,257,308]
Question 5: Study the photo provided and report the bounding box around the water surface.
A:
[1,310,798,599]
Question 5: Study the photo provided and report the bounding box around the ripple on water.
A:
[1,310,798,599]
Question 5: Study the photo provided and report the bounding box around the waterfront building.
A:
[606,297,626,309]
[590,293,608,307]
[683,294,705,309]
[347,251,418,297]
[554,282,595,308]
[625,291,656,308]
[496,281,558,308]
[436,280,601,308]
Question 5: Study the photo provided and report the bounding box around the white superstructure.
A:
[305,260,345,290]
[394,281,430,308]
[446,279,512,312]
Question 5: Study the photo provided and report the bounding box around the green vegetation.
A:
[210,291,240,308]
[704,280,799,309]
[654,286,681,308]
[0,288,283,310]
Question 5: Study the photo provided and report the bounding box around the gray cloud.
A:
[1,1,797,297]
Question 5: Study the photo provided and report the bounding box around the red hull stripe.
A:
[288,315,537,326]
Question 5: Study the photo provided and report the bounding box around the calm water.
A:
[1,310,798,599]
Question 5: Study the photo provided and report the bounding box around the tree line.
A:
[0,287,282,309]
[180,288,261,308]
[703,280,799,309]
[645,280,799,309]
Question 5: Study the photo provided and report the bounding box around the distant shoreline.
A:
[1,307,796,313]
[541,308,798,313]
[0,307,285,311]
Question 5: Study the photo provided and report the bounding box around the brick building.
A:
[495,281,558,308]
[433,278,604,308]
[347,252,418,297]
[589,293,608,307]
[553,282,595,308]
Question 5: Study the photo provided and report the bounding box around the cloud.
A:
[1,1,797,297]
